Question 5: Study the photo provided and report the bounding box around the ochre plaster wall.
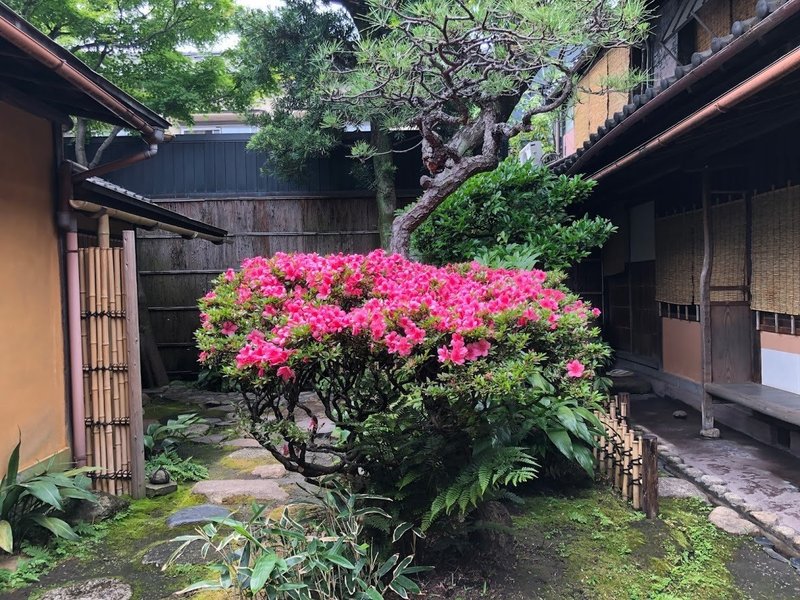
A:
[662,318,702,382]
[761,331,800,354]
[0,101,69,476]
[573,47,630,149]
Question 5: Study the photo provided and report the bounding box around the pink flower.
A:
[221,321,238,336]
[277,365,296,382]
[203,290,216,300]
[591,307,601,317]
[224,268,236,282]
[566,360,585,378]
[466,339,491,361]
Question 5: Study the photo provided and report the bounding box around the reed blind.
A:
[752,186,800,314]
[655,200,746,305]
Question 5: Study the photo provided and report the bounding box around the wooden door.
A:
[711,304,753,383]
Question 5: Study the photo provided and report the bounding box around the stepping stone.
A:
[39,578,132,600]
[185,423,211,436]
[193,433,227,445]
[709,506,760,536]
[227,448,273,460]
[659,476,708,500]
[142,540,209,567]
[192,479,289,504]
[252,464,287,479]
[227,437,262,448]
[167,504,231,528]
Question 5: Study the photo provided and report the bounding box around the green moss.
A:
[514,489,744,600]
[143,401,195,421]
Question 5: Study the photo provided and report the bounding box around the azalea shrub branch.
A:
[197,251,611,528]
[315,0,647,253]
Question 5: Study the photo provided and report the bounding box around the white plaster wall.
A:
[761,348,800,394]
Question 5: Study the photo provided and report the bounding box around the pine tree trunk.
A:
[74,118,88,167]
[370,124,397,250]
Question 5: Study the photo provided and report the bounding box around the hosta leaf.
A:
[0,519,12,553]
[22,480,63,511]
[29,515,78,540]
[572,444,596,476]
[556,406,578,434]
[546,428,574,460]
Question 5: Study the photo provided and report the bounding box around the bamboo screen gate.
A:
[78,232,145,497]
[595,393,659,518]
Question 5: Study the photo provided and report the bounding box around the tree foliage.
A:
[233,0,403,248]
[316,0,647,254]
[7,0,238,166]
[412,159,614,271]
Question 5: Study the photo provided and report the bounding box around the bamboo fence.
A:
[594,393,659,518]
[79,246,132,495]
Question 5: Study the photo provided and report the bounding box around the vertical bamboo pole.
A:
[88,249,102,490]
[632,435,642,510]
[641,434,659,519]
[79,249,93,468]
[622,430,633,499]
[124,231,146,499]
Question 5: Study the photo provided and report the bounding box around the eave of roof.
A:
[552,0,800,177]
[73,174,228,244]
[0,2,170,133]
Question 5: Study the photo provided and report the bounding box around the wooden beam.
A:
[123,231,146,498]
[699,170,720,438]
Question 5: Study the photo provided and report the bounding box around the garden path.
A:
[631,393,800,558]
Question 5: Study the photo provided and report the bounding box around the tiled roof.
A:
[552,0,794,174]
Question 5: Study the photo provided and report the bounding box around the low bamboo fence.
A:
[594,393,659,518]
[79,246,132,495]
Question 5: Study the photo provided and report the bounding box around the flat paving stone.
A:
[192,479,289,504]
[658,476,708,501]
[227,448,274,460]
[192,433,228,445]
[252,464,287,479]
[709,506,760,535]
[39,578,132,600]
[167,504,231,528]
[142,540,209,567]
[227,437,262,448]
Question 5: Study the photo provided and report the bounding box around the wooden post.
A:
[123,231,146,499]
[641,434,659,519]
[699,171,720,438]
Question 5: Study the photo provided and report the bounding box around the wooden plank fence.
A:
[595,392,659,518]
[136,195,402,378]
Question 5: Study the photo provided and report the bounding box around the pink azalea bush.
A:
[197,250,609,528]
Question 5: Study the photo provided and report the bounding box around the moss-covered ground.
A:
[419,486,800,600]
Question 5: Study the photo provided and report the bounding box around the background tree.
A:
[8,0,238,167]
[233,0,403,248]
[317,0,648,255]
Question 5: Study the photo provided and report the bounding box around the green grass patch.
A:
[515,488,744,600]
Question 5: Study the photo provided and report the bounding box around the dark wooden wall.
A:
[74,133,423,378]
[137,195,389,378]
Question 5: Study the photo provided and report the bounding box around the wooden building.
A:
[0,4,225,495]
[552,0,800,453]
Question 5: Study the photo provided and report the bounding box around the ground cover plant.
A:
[196,250,609,535]
[169,482,427,599]
[0,440,97,554]
[412,160,614,271]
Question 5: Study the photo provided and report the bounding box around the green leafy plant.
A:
[145,450,209,484]
[144,413,207,459]
[412,159,614,271]
[169,482,428,599]
[0,440,96,553]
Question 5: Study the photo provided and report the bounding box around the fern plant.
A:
[423,446,538,531]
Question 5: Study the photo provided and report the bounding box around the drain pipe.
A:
[58,163,87,468]
[72,142,160,183]
[591,45,800,181]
